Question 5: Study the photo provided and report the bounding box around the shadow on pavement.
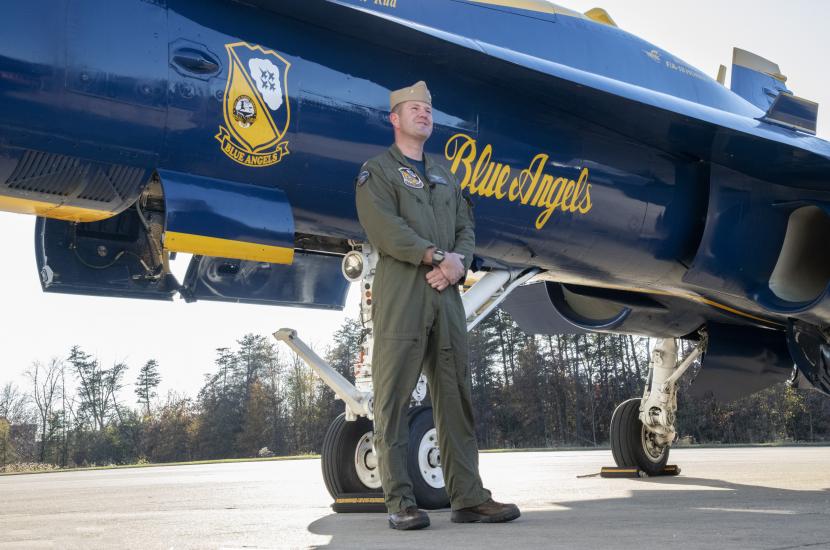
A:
[307,477,830,550]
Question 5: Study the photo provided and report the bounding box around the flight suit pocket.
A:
[380,331,421,354]
[378,332,423,377]
[397,186,425,205]
[397,187,427,230]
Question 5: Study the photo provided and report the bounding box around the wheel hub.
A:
[354,431,382,489]
[427,447,441,468]
[641,426,668,462]
[417,428,444,489]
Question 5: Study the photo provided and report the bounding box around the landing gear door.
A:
[35,214,179,301]
[180,252,350,310]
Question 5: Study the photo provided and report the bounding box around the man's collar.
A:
[390,143,433,170]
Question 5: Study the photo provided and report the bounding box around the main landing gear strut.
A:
[609,332,707,475]
[274,244,539,509]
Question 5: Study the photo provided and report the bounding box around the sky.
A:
[1,0,828,401]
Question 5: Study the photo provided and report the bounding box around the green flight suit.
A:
[355,144,491,514]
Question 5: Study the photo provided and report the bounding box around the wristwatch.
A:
[431,248,446,266]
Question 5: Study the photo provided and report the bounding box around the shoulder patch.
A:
[356,170,370,186]
[398,167,424,189]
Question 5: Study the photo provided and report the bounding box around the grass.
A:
[0,454,319,476]
[481,441,830,453]
[4,441,829,476]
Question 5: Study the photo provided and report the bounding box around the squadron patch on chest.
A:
[398,167,424,189]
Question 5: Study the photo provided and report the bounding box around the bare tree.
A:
[0,382,34,425]
[68,346,127,431]
[0,417,10,468]
[26,359,63,462]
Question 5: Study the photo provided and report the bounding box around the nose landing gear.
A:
[320,406,450,509]
[609,333,707,475]
[610,398,670,476]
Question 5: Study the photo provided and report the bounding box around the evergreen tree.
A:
[236,381,270,456]
[135,359,161,417]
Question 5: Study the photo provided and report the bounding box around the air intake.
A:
[769,206,830,303]
[0,149,150,222]
[6,150,86,196]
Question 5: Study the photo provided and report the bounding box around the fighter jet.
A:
[1,0,827,508]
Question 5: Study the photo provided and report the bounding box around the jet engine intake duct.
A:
[762,205,830,325]
[684,164,830,326]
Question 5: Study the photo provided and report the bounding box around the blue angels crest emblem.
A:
[216,42,291,167]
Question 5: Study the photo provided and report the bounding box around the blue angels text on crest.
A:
[216,42,291,167]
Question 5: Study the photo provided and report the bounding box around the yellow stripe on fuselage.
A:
[0,195,113,223]
[165,231,294,265]
[693,296,783,327]
[575,282,784,328]
[526,274,785,328]
[633,287,783,327]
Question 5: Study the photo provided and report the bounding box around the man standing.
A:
[355,81,521,530]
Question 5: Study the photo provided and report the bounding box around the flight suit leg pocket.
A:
[376,332,425,398]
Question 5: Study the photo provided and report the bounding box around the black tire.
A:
[407,406,451,510]
[610,398,670,476]
[320,413,379,498]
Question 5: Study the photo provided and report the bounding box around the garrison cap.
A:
[390,81,432,111]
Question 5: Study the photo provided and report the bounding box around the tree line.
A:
[2,312,829,470]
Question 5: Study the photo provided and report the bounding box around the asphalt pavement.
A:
[1,447,829,549]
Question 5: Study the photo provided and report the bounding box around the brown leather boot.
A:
[388,506,430,530]
[451,498,521,523]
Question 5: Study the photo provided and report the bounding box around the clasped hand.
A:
[425,252,465,292]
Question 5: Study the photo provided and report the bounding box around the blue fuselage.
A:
[2,0,829,331]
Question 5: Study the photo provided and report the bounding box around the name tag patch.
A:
[427,171,448,185]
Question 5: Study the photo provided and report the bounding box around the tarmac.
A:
[1,447,829,549]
